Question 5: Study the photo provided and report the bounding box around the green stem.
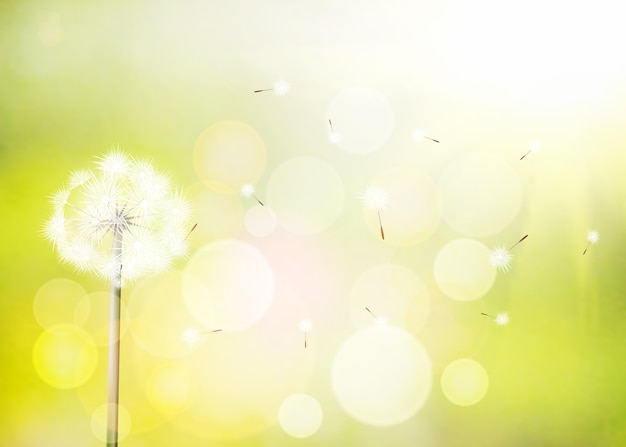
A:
[107,229,122,447]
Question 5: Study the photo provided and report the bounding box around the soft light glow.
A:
[332,326,432,426]
[438,153,522,237]
[32,324,98,389]
[278,394,323,438]
[349,264,429,333]
[145,363,195,415]
[193,121,266,193]
[434,239,496,301]
[299,319,312,333]
[327,86,394,154]
[266,157,345,235]
[74,291,129,346]
[441,358,489,406]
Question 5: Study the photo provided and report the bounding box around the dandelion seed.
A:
[481,312,509,326]
[182,327,222,346]
[490,234,528,272]
[490,246,512,271]
[412,128,440,143]
[520,140,541,160]
[254,78,290,96]
[360,185,388,240]
[365,307,387,327]
[328,118,342,144]
[240,183,264,206]
[583,230,599,255]
[43,149,191,447]
[299,319,311,348]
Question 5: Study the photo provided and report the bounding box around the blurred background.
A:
[1,0,626,446]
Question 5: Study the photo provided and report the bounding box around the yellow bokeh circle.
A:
[438,152,522,237]
[183,239,274,331]
[434,238,496,301]
[193,120,266,193]
[332,326,432,426]
[278,393,324,438]
[90,403,132,443]
[32,324,98,389]
[145,363,196,415]
[266,156,345,235]
[441,358,489,406]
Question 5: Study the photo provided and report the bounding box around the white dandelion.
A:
[583,230,599,255]
[254,78,290,96]
[520,140,541,160]
[360,185,388,240]
[299,319,311,348]
[43,149,192,447]
[412,128,440,143]
[240,183,264,206]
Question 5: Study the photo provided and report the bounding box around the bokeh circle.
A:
[434,238,496,301]
[332,326,432,426]
[441,358,489,406]
[278,393,323,438]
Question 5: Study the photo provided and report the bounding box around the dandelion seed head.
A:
[529,140,541,153]
[182,327,201,345]
[328,131,342,144]
[587,230,599,244]
[495,312,509,326]
[273,78,290,96]
[241,183,255,197]
[299,319,312,333]
[490,246,513,271]
[360,185,388,211]
[412,128,425,141]
[68,169,92,188]
[44,150,191,281]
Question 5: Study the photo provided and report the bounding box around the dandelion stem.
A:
[425,136,440,143]
[583,243,590,255]
[304,332,307,348]
[328,119,334,132]
[481,312,494,318]
[520,150,531,160]
[254,88,272,93]
[107,229,123,447]
[377,210,385,240]
[508,234,528,251]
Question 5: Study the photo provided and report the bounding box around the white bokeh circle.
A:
[332,326,432,426]
[434,238,496,301]
[438,152,522,237]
